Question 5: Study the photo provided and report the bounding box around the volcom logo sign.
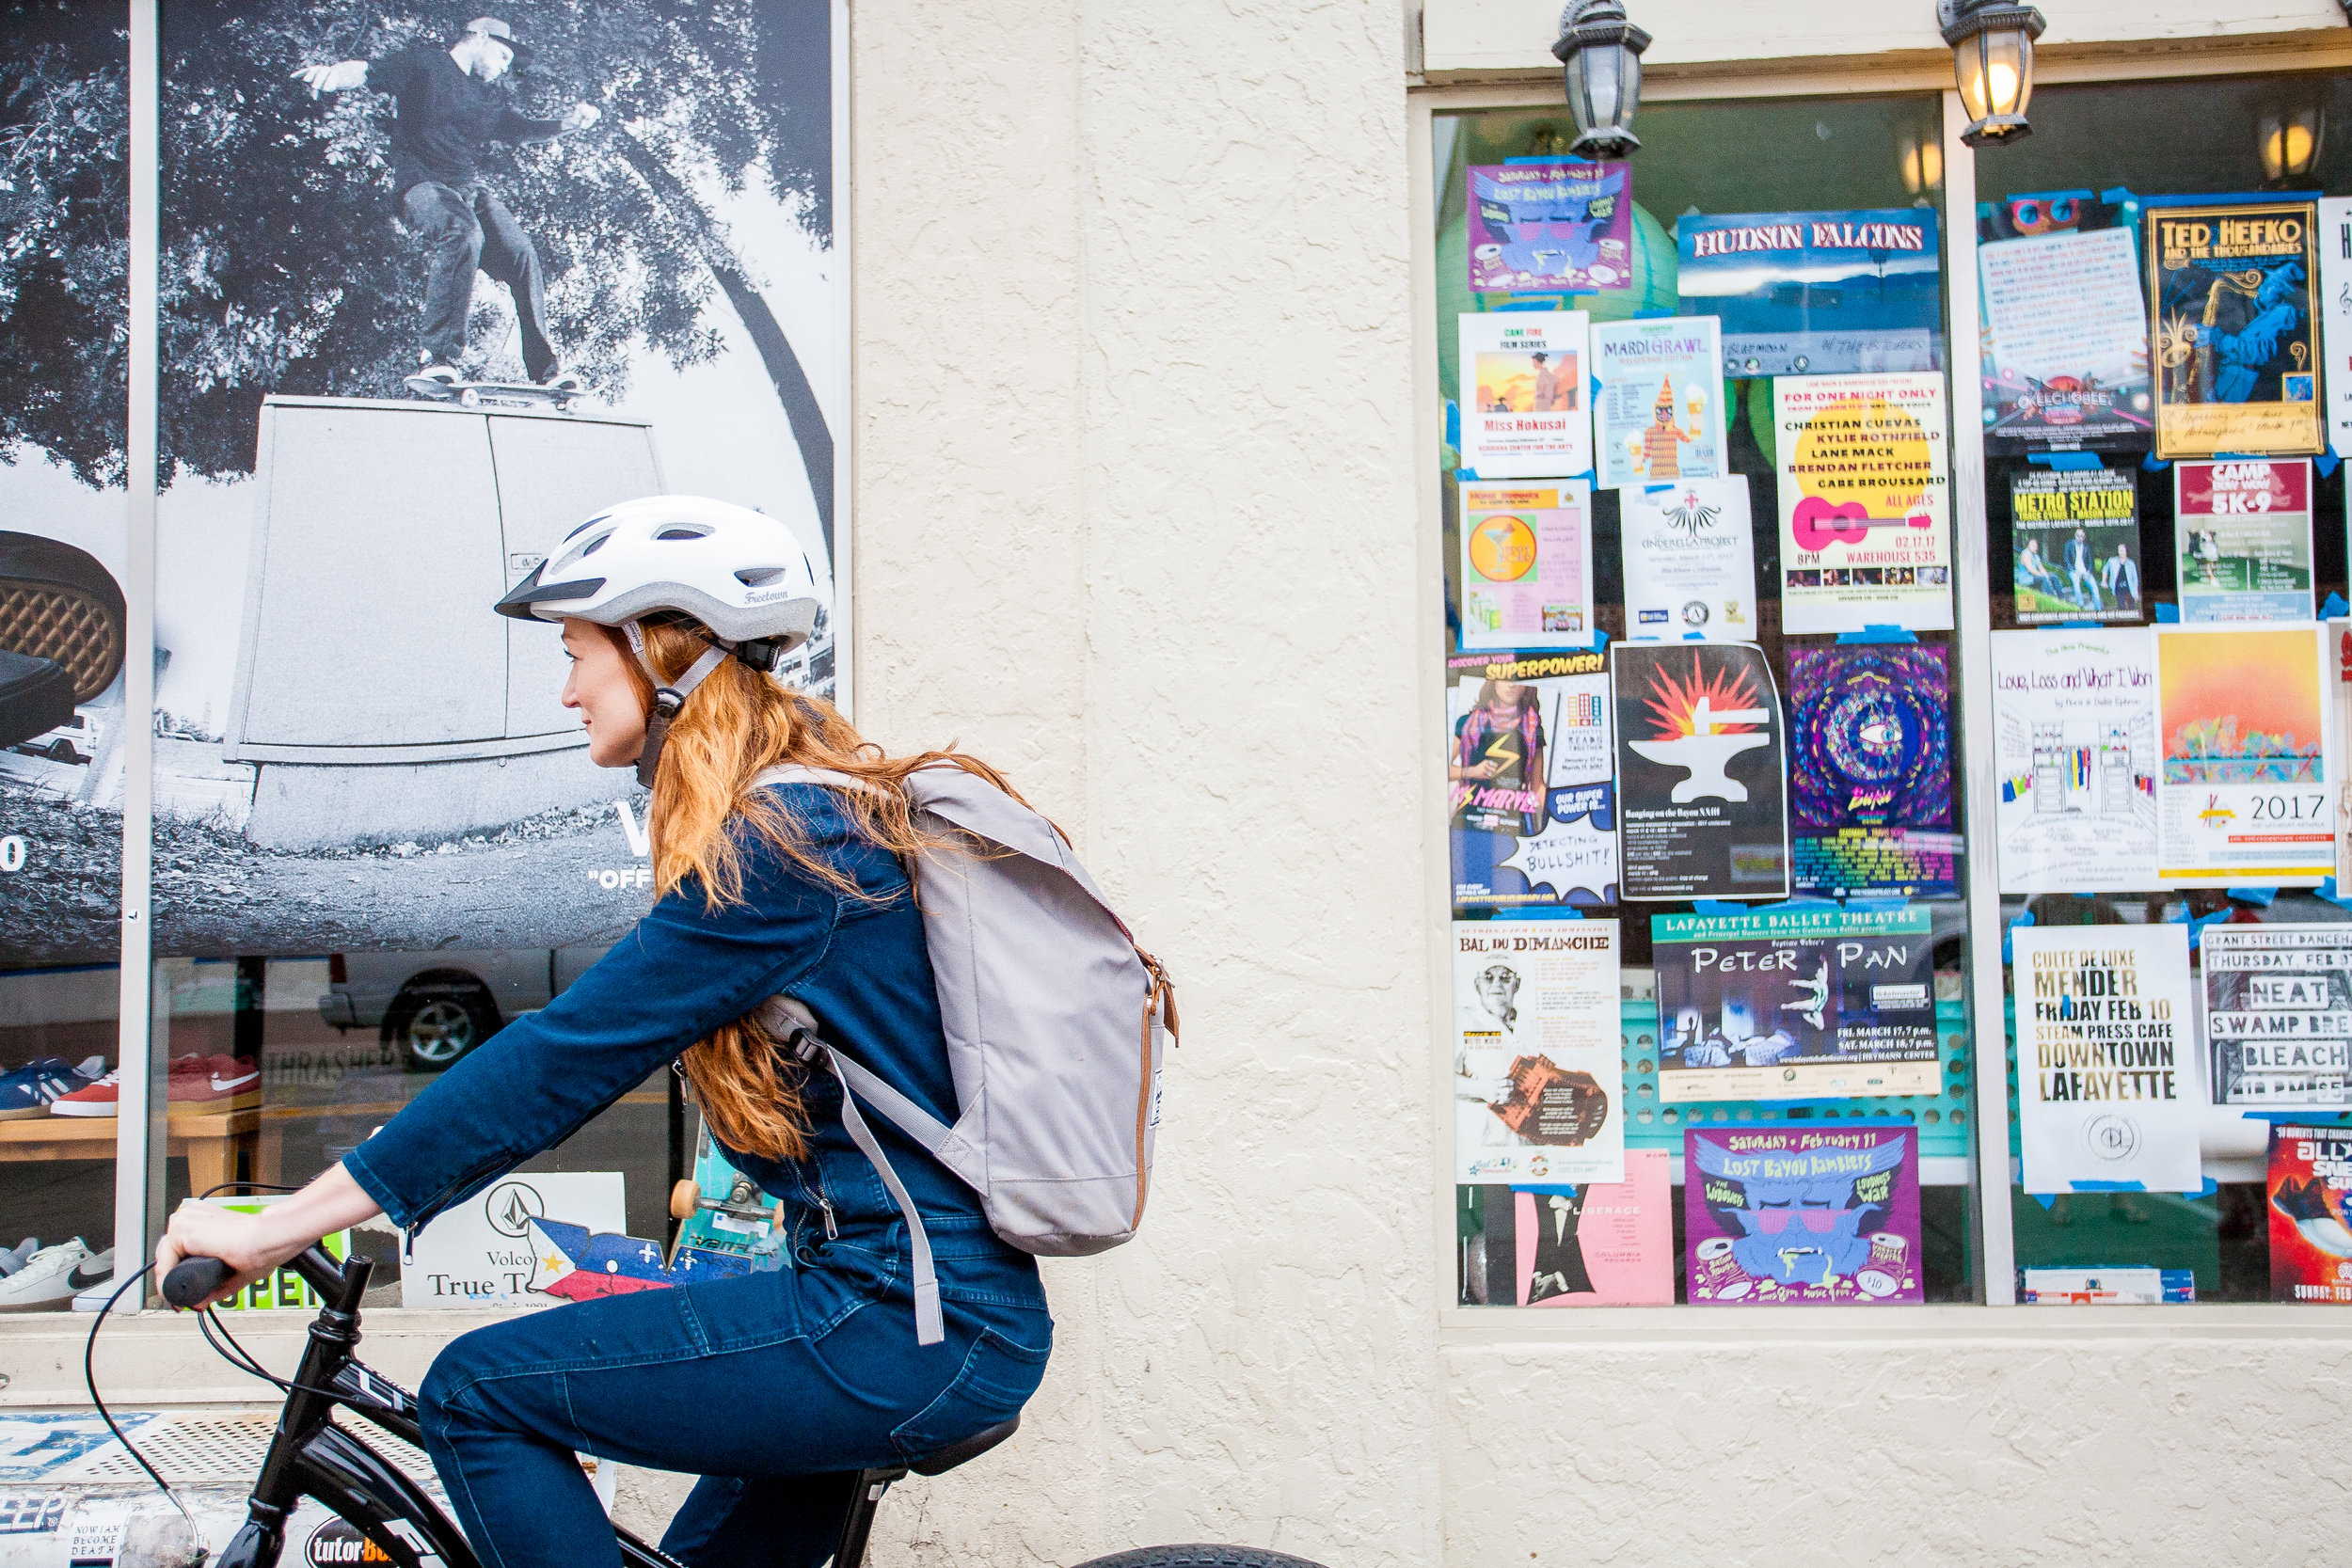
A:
[483,1180,546,1239]
[305,1520,394,1566]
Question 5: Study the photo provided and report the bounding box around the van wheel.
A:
[383,978,501,1072]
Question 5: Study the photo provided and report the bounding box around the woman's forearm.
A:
[262,1164,384,1254]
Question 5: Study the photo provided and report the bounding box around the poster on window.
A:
[2010,467,2144,624]
[1676,210,1940,377]
[2268,1121,2352,1304]
[2154,624,2332,885]
[1458,1153,1675,1307]
[2202,926,2352,1111]
[1467,160,1632,294]
[2318,198,2352,459]
[2334,619,2352,890]
[1458,479,1596,651]
[1457,310,1591,478]
[1774,372,1954,633]
[1592,318,1725,489]
[1611,641,1788,900]
[1652,907,1940,1103]
[1979,227,2153,451]
[146,2,847,959]
[1990,627,2160,893]
[1787,643,1958,899]
[1453,920,1624,1186]
[2010,922,2203,1195]
[1684,1125,1922,1306]
[1445,649,1617,911]
[2149,198,2322,460]
[1618,478,1758,641]
[2172,459,2313,623]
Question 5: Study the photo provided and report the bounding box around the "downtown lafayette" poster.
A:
[1457,309,1591,479]
[2173,458,2314,623]
[1787,643,1958,899]
[1685,1125,1922,1305]
[2010,922,2202,1195]
[1592,317,1725,489]
[1676,209,1941,377]
[2154,624,2332,885]
[1458,478,1596,650]
[1446,649,1617,910]
[2201,925,2352,1111]
[1774,371,1954,633]
[1990,627,2159,892]
[2010,466,2143,624]
[1611,641,1789,900]
[1652,906,1940,1101]
[1618,477,1758,641]
[1453,920,1624,1186]
[2149,198,2322,460]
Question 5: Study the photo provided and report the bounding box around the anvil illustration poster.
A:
[1610,641,1788,900]
[1788,643,1958,899]
[2268,1121,2352,1303]
[1684,1125,1922,1306]
[1979,226,2153,451]
[2148,198,2322,460]
[2201,926,2352,1111]
[1467,159,1632,293]
[1446,649,1617,910]
[2153,624,2331,885]
[1675,209,1941,377]
[1651,907,1940,1102]
[1453,919,1624,1185]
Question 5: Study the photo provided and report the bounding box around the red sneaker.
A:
[50,1054,216,1117]
[172,1054,261,1111]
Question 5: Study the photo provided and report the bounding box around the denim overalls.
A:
[343,784,1053,1568]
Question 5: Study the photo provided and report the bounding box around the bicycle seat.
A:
[907,1416,1020,1477]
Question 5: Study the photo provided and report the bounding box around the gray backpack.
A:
[752,763,1176,1344]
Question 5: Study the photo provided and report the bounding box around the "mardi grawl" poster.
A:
[1774,371,1953,634]
[1592,318,1724,489]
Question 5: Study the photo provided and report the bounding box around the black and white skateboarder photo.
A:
[294,16,600,394]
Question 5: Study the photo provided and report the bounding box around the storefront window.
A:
[1438,93,1981,1307]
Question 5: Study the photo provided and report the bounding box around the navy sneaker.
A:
[0,1057,103,1120]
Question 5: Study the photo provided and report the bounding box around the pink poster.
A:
[1511,1148,1674,1306]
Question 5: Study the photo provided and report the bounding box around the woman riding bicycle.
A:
[157,497,1053,1568]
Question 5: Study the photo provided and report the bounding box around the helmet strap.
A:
[634,642,729,789]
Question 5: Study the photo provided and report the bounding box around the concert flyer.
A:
[1610,641,1789,901]
[1676,209,1941,377]
[1787,643,1958,899]
[2267,1121,2352,1303]
[2148,198,2322,460]
[2201,925,2352,1111]
[1684,1125,1923,1305]
[1467,160,1632,294]
[1979,226,2153,451]
[1774,372,1954,633]
[2010,467,2144,625]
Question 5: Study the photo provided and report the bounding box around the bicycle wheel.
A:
[1069,1548,1331,1568]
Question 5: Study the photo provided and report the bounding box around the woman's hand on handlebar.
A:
[155,1163,389,1311]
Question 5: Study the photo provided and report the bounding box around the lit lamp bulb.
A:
[1938,0,2044,148]
[2258,106,2325,184]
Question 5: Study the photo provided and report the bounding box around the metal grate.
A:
[0,578,125,700]
[68,1417,437,1487]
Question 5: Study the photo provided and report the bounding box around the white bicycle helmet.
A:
[496,496,825,785]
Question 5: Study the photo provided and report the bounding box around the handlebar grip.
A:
[163,1257,235,1308]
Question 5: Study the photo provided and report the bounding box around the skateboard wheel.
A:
[669,1179,701,1220]
[458,388,481,407]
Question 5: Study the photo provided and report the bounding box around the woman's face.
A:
[561,619,648,768]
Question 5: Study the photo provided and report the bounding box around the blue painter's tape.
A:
[2317,877,2352,911]
[2324,591,2349,620]
[2319,452,2342,480]
[2003,907,2036,965]
[2199,1177,2218,1198]
[1457,467,1480,483]
[1645,483,1677,494]
[2153,601,2180,622]
[1836,626,1919,644]
[2031,1193,2058,1210]
[2140,452,2170,472]
[1567,470,1596,485]
[2057,620,2105,629]
[2226,886,2278,907]
[2027,451,2106,470]
[2244,1109,2352,1124]
[2067,1180,2147,1193]
[1634,306,1674,319]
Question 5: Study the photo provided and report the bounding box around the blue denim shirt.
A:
[342,784,1046,1321]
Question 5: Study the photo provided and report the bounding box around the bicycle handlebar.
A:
[163,1245,356,1309]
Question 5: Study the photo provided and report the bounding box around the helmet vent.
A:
[735,566,786,586]
[580,535,609,557]
[656,527,711,542]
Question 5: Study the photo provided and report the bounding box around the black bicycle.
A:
[135,1249,1325,1568]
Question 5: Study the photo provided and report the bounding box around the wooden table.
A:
[0,1106,276,1195]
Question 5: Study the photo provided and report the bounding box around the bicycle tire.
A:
[1067,1547,1332,1568]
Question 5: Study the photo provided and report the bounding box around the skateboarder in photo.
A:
[294,18,600,396]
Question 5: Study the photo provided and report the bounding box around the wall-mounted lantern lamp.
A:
[1551,0,1651,158]
[2257,102,2326,184]
[1937,0,2045,147]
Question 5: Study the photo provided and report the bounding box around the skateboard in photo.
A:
[668,1117,787,1278]
[403,372,597,411]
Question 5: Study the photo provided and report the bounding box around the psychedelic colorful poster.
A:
[1774,372,1954,633]
[1458,479,1596,651]
[2268,1121,2352,1303]
[1979,227,2153,451]
[1458,310,1591,479]
[2154,624,2332,885]
[1592,318,1725,489]
[2318,198,2352,458]
[1610,641,1789,900]
[1676,210,1940,377]
[2148,198,2322,460]
[1990,627,2159,893]
[1652,907,1940,1102]
[2173,459,2313,623]
[1467,159,1632,293]
[1453,920,1624,1186]
[2010,922,2203,1196]
[2010,467,2144,624]
[1787,644,1958,899]
[1446,649,1617,910]
[1618,478,1758,641]
[1684,1125,1922,1305]
[2202,925,2352,1111]
[1512,1150,1675,1307]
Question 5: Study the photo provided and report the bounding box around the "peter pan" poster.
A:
[1774,371,1954,633]
[2149,198,2322,460]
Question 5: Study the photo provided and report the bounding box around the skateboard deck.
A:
[403,374,596,411]
[668,1118,787,1276]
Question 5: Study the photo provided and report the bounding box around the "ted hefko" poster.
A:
[2148,198,2322,461]
[1610,641,1789,900]
[2010,922,2202,1195]
[1452,919,1624,1186]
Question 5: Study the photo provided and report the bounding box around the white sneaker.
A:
[68,1249,120,1312]
[0,1240,91,1313]
[0,1238,36,1277]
